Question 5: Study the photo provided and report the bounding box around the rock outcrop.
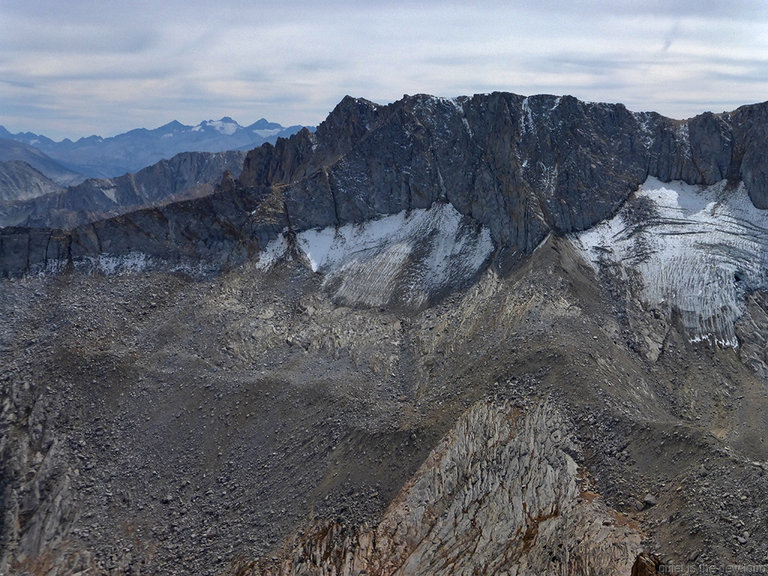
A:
[0,376,79,574]
[2,92,768,279]
[248,400,643,576]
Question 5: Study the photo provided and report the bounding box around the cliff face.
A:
[3,92,766,279]
[240,93,761,259]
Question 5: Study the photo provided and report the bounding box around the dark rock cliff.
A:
[2,93,767,278]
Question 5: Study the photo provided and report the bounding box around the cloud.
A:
[1,0,768,139]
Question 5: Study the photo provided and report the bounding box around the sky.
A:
[2,0,768,141]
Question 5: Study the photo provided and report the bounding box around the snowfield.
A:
[573,177,768,347]
[258,202,495,308]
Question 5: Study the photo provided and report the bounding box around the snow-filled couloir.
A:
[257,202,494,308]
[573,177,768,347]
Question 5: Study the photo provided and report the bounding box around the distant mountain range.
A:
[0,138,86,186]
[0,117,308,179]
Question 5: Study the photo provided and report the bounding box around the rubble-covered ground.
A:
[2,225,767,575]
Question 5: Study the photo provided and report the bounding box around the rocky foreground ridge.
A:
[2,92,768,279]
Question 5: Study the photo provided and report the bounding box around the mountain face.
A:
[4,93,767,289]
[0,150,247,229]
[0,118,306,179]
[237,93,765,254]
[2,93,768,575]
[0,161,64,204]
[0,138,86,187]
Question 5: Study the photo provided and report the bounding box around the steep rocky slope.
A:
[3,93,768,279]
[0,161,64,204]
[0,150,247,229]
[3,234,767,575]
[2,92,768,575]
[251,399,645,576]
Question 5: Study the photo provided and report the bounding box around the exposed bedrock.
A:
[2,93,768,279]
[247,400,643,576]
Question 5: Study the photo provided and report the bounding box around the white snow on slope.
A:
[84,252,151,274]
[258,203,494,308]
[194,119,239,135]
[573,177,768,347]
[252,128,282,138]
[101,185,118,204]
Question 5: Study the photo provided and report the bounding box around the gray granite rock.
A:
[2,93,768,278]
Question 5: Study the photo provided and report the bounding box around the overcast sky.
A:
[2,0,768,140]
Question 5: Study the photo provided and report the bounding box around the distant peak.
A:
[249,118,273,129]
[158,120,186,131]
[198,118,241,136]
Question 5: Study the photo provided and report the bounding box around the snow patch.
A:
[257,203,494,308]
[252,128,282,138]
[634,112,655,149]
[101,186,118,203]
[676,123,691,159]
[521,97,535,134]
[76,252,152,275]
[573,177,768,347]
[200,119,239,135]
[255,233,292,270]
[449,97,473,137]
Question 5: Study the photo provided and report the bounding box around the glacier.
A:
[257,202,494,308]
[573,177,768,347]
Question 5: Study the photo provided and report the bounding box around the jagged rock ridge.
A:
[250,400,643,576]
[0,150,247,229]
[3,92,768,282]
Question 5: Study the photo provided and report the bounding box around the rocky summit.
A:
[2,92,768,576]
